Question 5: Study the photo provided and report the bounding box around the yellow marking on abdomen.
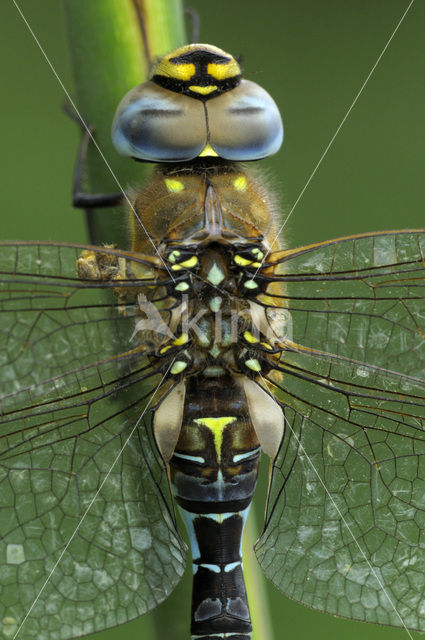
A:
[194,416,237,461]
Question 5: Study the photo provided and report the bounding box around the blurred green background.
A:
[0,1,424,639]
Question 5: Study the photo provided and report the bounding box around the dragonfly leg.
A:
[63,103,124,210]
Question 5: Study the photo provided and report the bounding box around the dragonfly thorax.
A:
[154,240,278,379]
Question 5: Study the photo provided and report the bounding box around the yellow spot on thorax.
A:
[234,254,253,267]
[260,341,273,351]
[243,279,258,289]
[159,344,173,354]
[245,358,261,372]
[180,255,198,268]
[194,416,237,462]
[168,250,181,263]
[171,255,198,271]
[165,178,185,193]
[233,175,247,191]
[171,360,188,375]
[243,330,258,344]
[251,247,264,258]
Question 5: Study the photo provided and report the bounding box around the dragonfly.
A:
[1,28,425,640]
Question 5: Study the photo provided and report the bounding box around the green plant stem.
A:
[62,3,186,640]
[61,0,185,247]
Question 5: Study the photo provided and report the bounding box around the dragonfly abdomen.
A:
[169,376,261,639]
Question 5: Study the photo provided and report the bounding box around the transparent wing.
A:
[256,230,425,630]
[0,243,186,640]
[265,230,425,375]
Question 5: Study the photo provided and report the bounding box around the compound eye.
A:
[112,81,207,162]
[206,80,283,160]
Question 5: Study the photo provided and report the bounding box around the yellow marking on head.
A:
[153,44,240,83]
[207,59,241,80]
[194,416,237,461]
[234,255,252,267]
[243,330,258,344]
[189,85,217,95]
[173,333,189,346]
[165,178,185,193]
[154,57,195,81]
[251,262,261,268]
[199,143,218,157]
[171,264,182,271]
[233,175,247,191]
